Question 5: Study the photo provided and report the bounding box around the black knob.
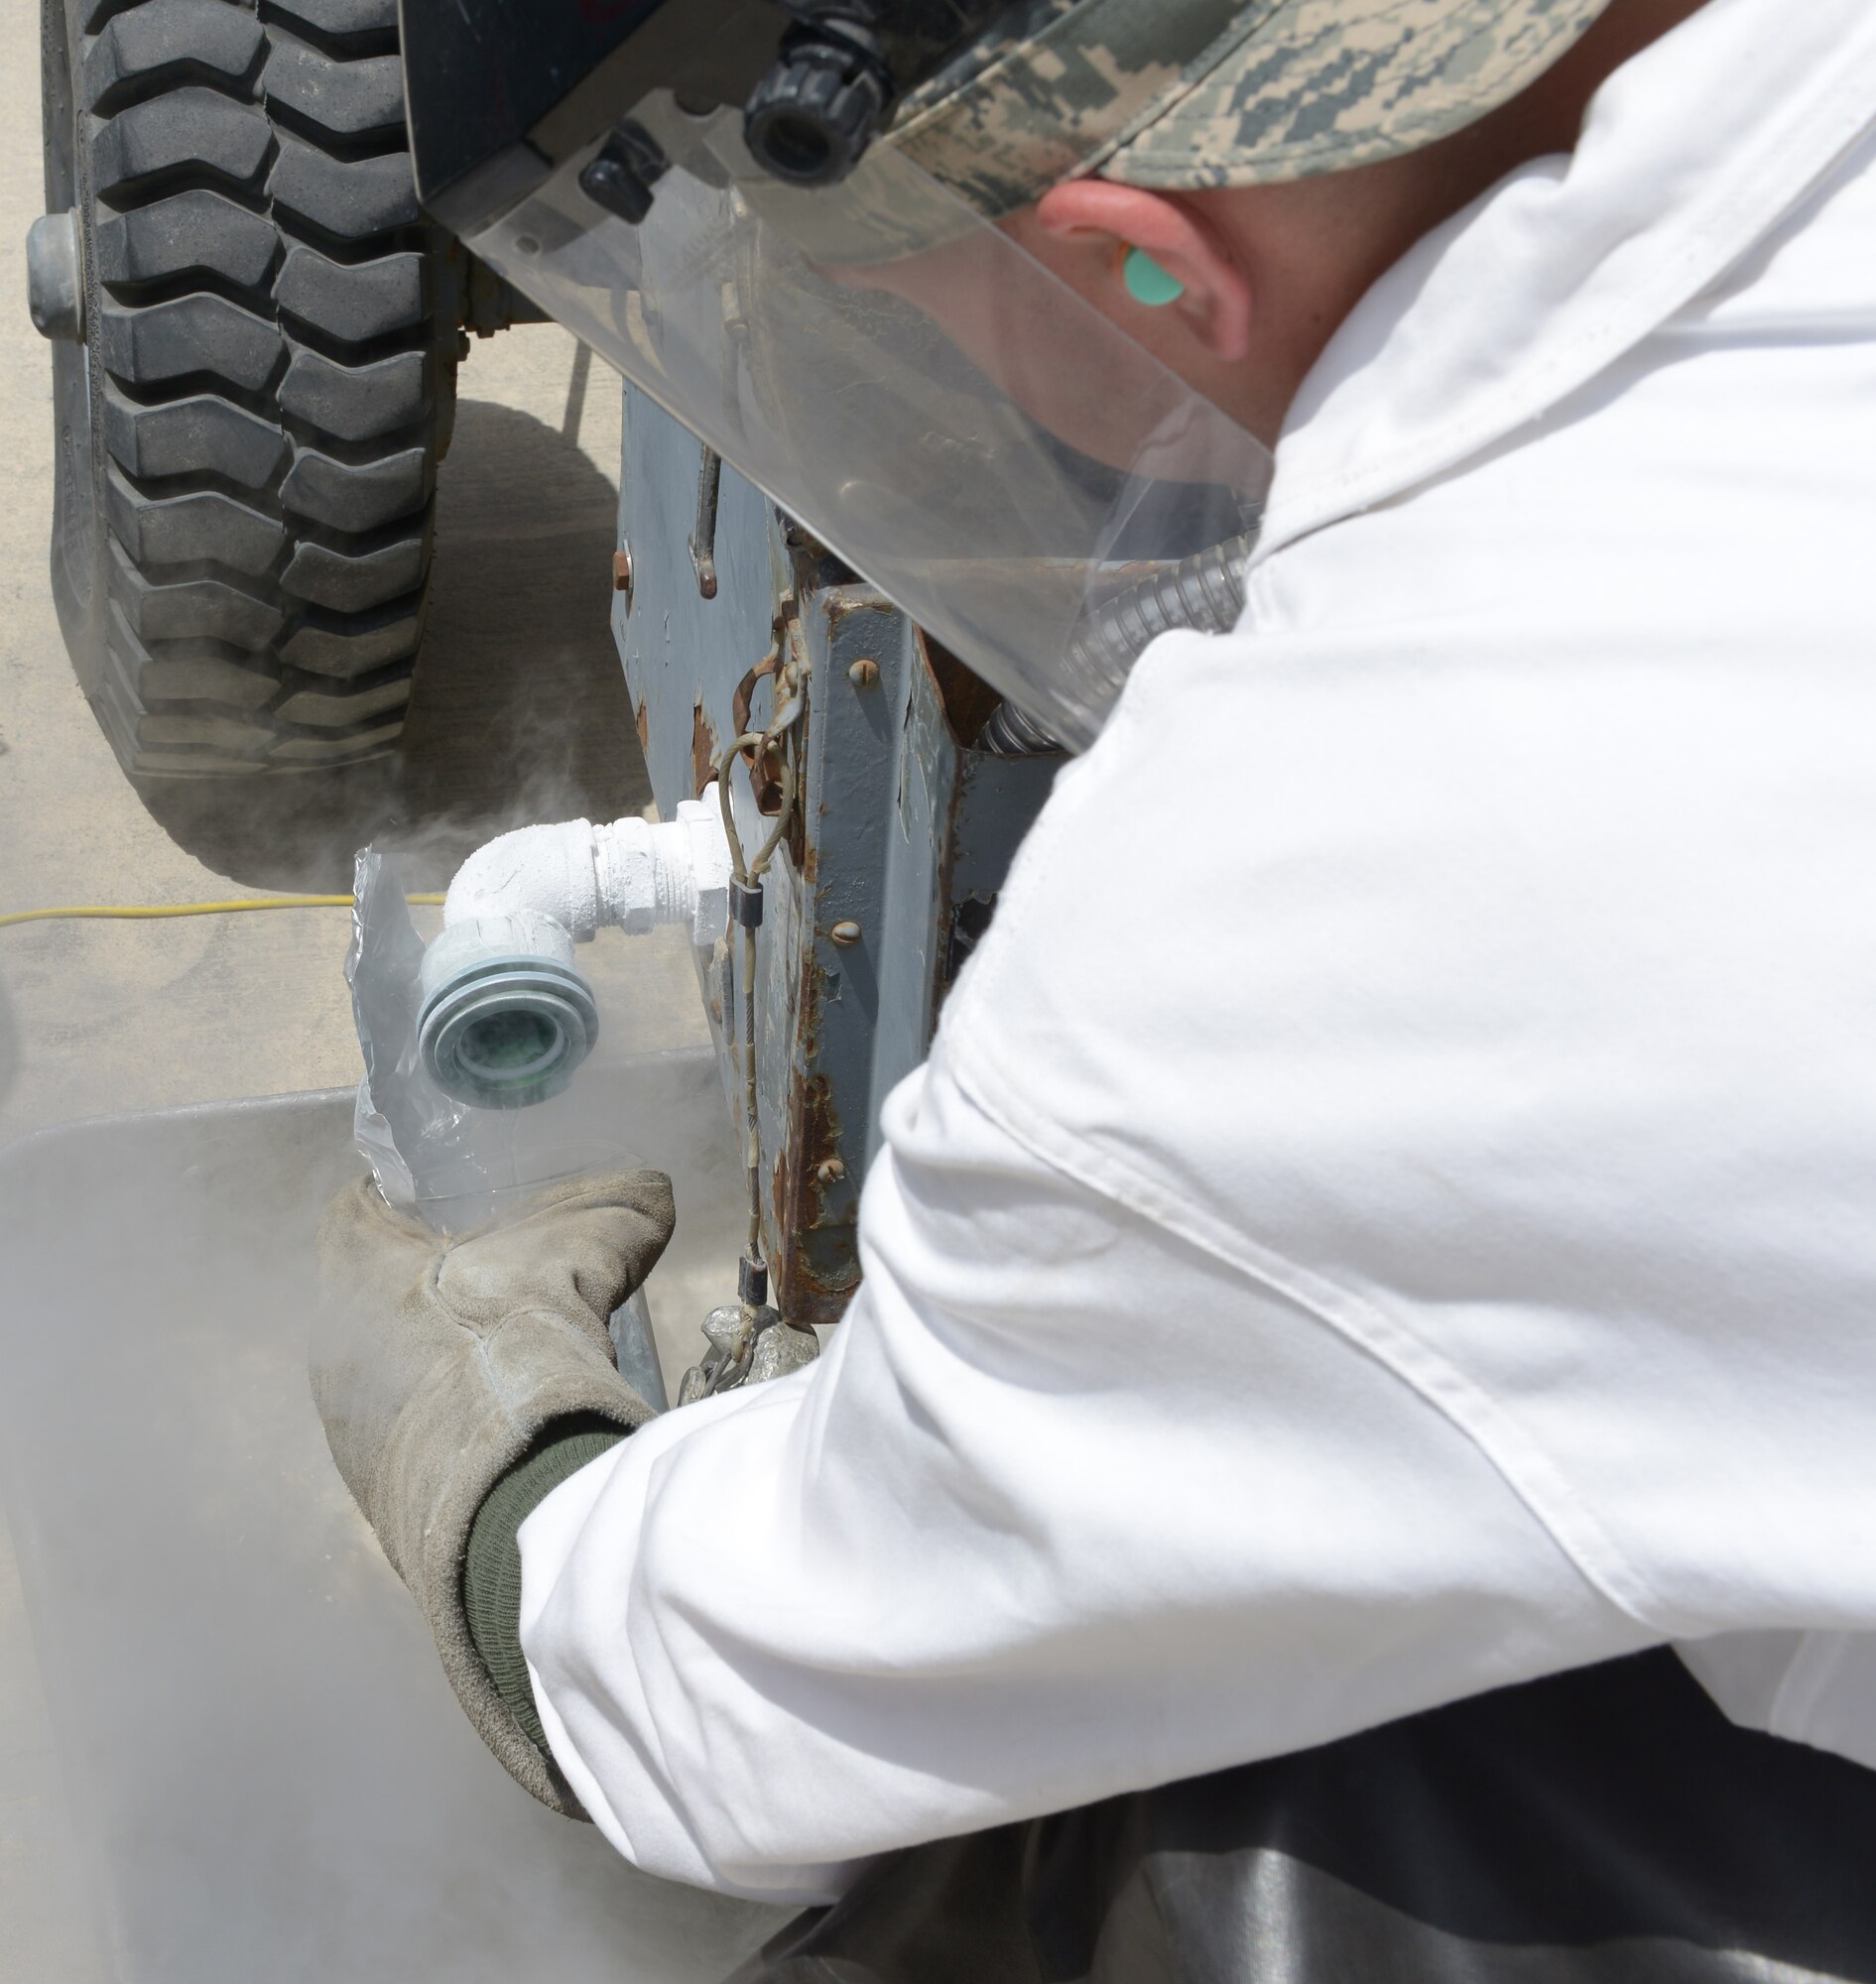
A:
[745,37,888,186]
[578,119,670,226]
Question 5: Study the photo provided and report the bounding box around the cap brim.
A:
[1101,0,1615,187]
[889,0,1614,214]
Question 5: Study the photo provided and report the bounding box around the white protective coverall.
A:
[518,0,1876,1904]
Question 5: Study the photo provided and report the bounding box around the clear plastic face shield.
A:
[467,100,1272,750]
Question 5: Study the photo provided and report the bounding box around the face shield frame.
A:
[399,1,1271,750]
[398,0,1016,237]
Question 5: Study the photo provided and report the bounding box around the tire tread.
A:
[84,0,265,117]
[102,381,290,487]
[93,186,277,292]
[71,0,451,773]
[90,86,273,205]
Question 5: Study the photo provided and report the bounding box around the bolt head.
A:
[612,547,634,595]
[815,1158,846,1185]
[847,657,880,688]
[26,211,83,343]
[829,920,862,947]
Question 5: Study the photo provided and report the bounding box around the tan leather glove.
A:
[312,1170,674,1813]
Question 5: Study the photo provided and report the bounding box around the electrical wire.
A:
[0,894,443,930]
[716,691,804,1280]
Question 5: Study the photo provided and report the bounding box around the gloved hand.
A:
[312,1170,674,1813]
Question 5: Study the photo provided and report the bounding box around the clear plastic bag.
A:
[346,846,645,1234]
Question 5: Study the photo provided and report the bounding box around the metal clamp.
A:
[678,1302,760,1405]
[676,1297,819,1407]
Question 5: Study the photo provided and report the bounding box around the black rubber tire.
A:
[44,0,458,776]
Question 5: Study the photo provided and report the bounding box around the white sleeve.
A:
[516,1051,1651,1905]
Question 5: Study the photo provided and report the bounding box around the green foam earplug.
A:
[1122,245,1185,307]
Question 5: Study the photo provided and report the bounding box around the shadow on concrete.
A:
[133,399,650,894]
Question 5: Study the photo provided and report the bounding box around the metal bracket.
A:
[457,250,551,337]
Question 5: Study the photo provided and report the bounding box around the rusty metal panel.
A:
[614,386,1056,1323]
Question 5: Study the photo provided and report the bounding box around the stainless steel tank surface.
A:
[0,1058,789,1983]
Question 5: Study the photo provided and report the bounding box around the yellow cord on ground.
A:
[0,894,444,930]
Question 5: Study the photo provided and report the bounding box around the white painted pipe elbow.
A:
[440,794,732,948]
[418,793,733,1109]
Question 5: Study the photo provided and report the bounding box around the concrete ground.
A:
[0,0,706,1965]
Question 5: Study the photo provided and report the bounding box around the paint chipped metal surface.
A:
[615,387,1057,1324]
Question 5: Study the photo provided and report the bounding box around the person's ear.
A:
[1034,180,1253,361]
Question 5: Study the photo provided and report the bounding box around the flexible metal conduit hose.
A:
[980,531,1255,758]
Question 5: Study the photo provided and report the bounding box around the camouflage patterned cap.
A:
[883,0,1616,218]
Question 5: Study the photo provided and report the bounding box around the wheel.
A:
[35,0,459,776]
